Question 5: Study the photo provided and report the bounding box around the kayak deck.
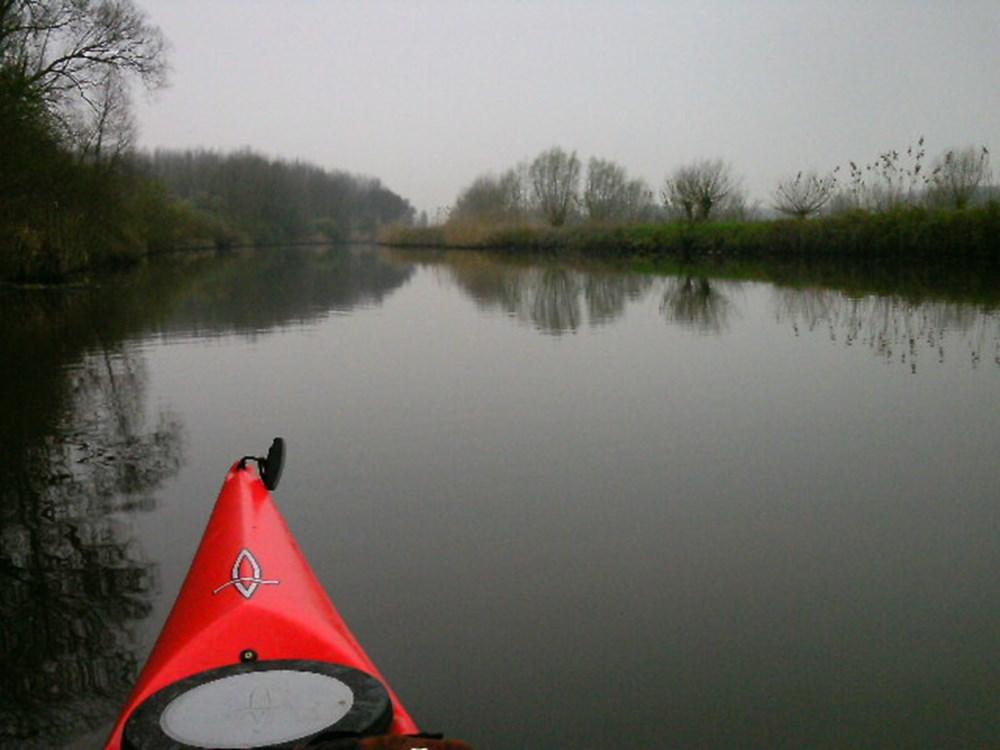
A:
[106,459,421,748]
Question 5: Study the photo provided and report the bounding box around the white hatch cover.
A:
[123,660,393,750]
[160,669,354,748]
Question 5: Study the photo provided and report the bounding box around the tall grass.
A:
[380,203,1000,262]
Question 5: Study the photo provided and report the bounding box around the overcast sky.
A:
[133,1,1000,215]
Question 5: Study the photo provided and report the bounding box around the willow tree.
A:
[662,159,738,222]
[529,146,581,227]
[583,157,628,222]
[773,170,838,218]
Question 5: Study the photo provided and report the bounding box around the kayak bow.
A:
[105,441,423,749]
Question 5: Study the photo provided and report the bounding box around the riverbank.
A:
[379,204,1000,263]
[0,144,412,283]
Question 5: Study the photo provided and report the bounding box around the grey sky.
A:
[134,1,1000,215]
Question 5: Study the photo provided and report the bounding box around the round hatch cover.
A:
[123,660,392,749]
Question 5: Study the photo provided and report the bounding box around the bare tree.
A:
[529,146,580,227]
[622,177,655,222]
[929,146,991,209]
[1,0,167,146]
[583,157,628,222]
[583,158,656,224]
[72,68,134,164]
[772,170,838,218]
[661,159,738,221]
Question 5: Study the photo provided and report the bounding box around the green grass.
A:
[380,203,1000,262]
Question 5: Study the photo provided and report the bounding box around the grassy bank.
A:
[379,204,1000,263]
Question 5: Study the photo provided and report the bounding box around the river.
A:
[1,245,997,749]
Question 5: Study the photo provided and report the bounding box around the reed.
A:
[379,203,1000,263]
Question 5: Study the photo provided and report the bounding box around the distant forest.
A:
[0,0,414,281]
[136,149,415,247]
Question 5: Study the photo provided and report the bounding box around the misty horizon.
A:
[134,1,1000,215]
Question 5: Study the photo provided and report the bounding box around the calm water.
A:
[1,246,998,749]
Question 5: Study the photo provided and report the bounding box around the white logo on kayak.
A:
[213,548,280,599]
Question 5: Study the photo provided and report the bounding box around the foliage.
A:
[451,166,528,225]
[134,148,415,246]
[381,203,1000,265]
[0,0,170,279]
[1,2,418,280]
[0,95,148,278]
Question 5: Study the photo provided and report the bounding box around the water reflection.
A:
[401,251,654,334]
[401,249,998,368]
[0,295,184,748]
[660,276,734,334]
[584,272,653,326]
[160,246,414,338]
[773,288,1000,371]
[0,245,417,747]
[1,246,996,748]
[0,355,182,747]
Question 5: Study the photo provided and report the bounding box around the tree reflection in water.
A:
[530,269,583,333]
[659,276,734,334]
[584,272,652,327]
[428,252,654,334]
[162,246,415,337]
[0,337,183,748]
[772,288,1000,371]
[413,249,997,371]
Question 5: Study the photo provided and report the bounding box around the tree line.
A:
[1,0,415,281]
[445,141,995,229]
[136,149,414,248]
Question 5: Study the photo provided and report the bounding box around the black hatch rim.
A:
[122,659,393,750]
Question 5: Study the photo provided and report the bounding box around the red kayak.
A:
[106,440,465,750]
